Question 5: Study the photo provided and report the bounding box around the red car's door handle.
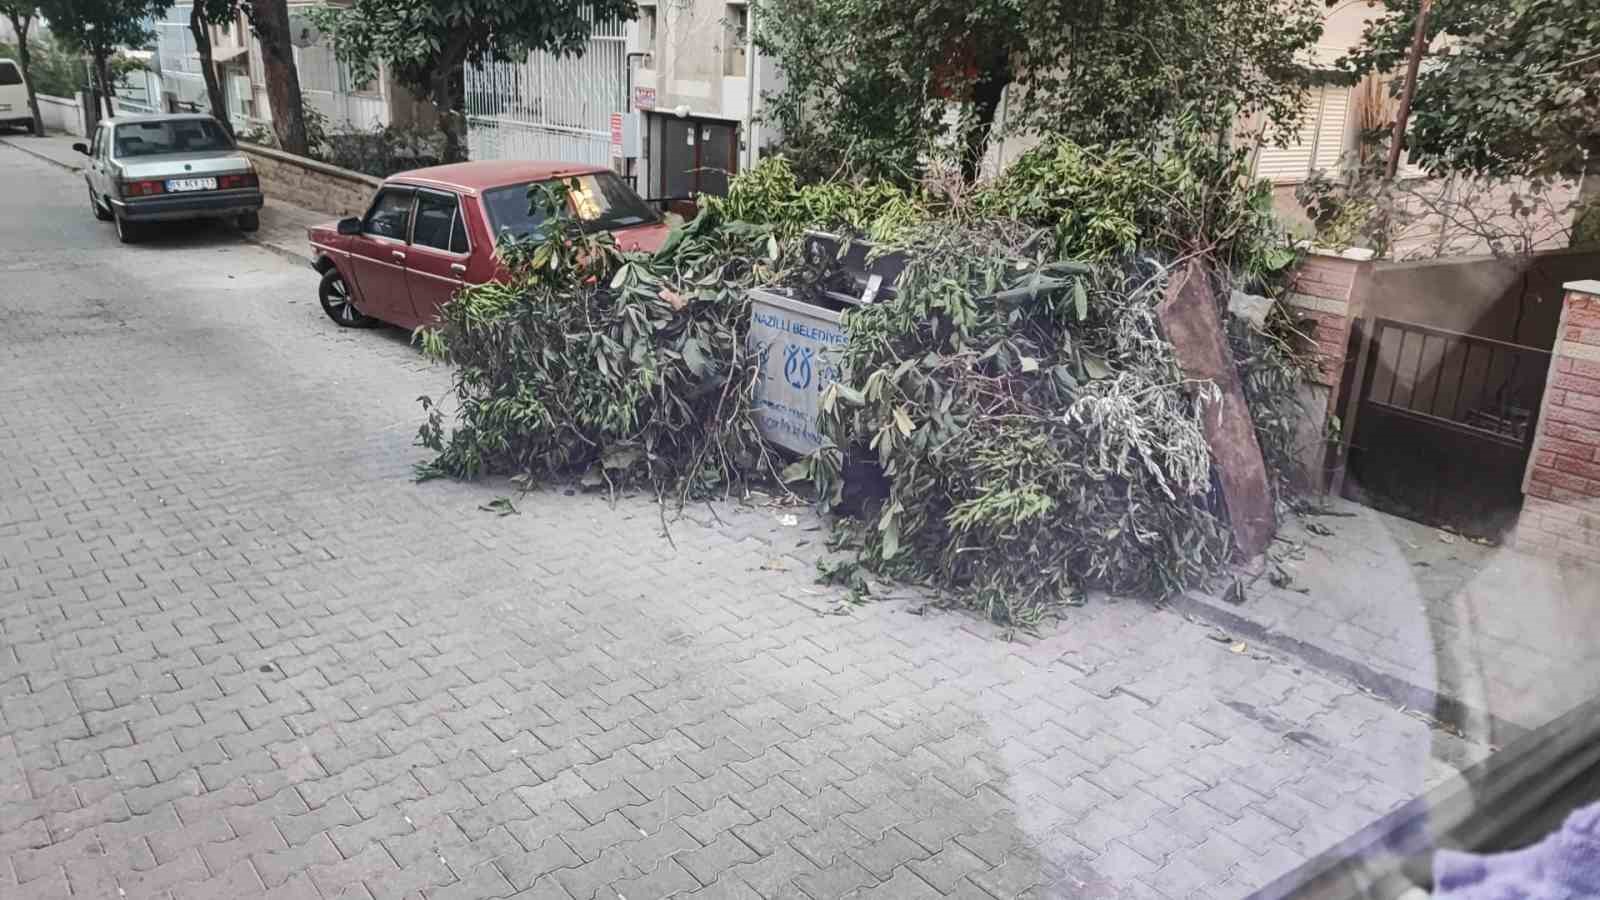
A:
[450,263,467,275]
[391,250,406,261]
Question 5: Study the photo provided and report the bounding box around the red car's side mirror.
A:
[336,217,361,235]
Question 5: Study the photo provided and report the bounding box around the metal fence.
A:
[464,15,626,165]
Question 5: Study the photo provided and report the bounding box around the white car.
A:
[0,59,35,133]
[75,113,264,243]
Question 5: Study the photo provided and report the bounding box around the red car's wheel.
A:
[318,268,378,328]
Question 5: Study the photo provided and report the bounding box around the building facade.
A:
[462,0,781,209]
[149,2,417,137]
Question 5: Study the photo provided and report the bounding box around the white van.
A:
[0,59,36,134]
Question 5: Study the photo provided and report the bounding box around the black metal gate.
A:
[1341,317,1552,537]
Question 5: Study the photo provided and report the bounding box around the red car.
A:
[307,161,671,330]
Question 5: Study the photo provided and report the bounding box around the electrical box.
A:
[621,111,644,159]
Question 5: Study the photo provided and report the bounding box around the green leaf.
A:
[477,497,519,516]
[681,338,710,376]
[893,406,915,436]
[781,459,813,482]
[1073,279,1089,321]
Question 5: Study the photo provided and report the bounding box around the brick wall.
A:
[1515,281,1600,562]
[1284,252,1371,389]
[1284,251,1372,492]
[239,143,382,219]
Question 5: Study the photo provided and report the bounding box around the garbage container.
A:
[746,231,906,456]
[747,287,847,456]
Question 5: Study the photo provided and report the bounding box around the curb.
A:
[1168,590,1527,743]
[0,135,83,172]
[244,235,313,267]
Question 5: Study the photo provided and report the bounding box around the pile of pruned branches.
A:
[416,133,1314,624]
[797,228,1234,624]
[415,183,787,503]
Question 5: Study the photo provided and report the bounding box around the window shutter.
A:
[1253,84,1352,183]
[1312,85,1350,173]
[1254,89,1320,182]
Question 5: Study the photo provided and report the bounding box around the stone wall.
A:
[239,143,381,219]
[1515,280,1600,562]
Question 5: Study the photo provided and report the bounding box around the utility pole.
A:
[1386,0,1432,178]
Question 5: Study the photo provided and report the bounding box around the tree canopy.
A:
[37,0,171,112]
[1342,0,1600,184]
[755,0,1326,183]
[311,0,637,161]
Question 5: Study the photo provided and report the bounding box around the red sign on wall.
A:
[633,87,656,111]
[610,113,624,159]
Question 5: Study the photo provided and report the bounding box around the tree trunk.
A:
[961,49,1012,183]
[6,13,44,136]
[1574,154,1600,247]
[430,62,467,163]
[93,52,116,119]
[190,4,233,135]
[253,0,308,155]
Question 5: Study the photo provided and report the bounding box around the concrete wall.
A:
[1514,282,1600,562]
[636,0,740,119]
[36,94,85,137]
[1367,249,1600,351]
[239,143,381,219]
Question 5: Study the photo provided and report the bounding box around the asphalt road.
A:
[0,141,1478,900]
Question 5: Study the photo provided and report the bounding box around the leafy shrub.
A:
[415,184,786,500]
[703,156,929,244]
[322,124,448,178]
[980,128,1297,278]
[0,38,86,98]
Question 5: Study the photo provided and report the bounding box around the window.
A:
[363,188,414,240]
[482,172,659,240]
[449,213,469,254]
[412,191,465,253]
[723,4,749,77]
[0,62,22,86]
[112,119,234,158]
[1253,84,1351,183]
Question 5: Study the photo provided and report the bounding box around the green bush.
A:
[703,156,928,244]
[0,38,85,98]
[980,129,1297,277]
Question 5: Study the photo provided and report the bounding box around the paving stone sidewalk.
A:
[0,140,1488,900]
[1178,498,1597,747]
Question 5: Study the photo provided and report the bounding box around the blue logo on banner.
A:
[784,345,814,390]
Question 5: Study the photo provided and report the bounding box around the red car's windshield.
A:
[481,172,658,240]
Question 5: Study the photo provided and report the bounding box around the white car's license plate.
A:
[0,104,10,111]
[166,178,217,192]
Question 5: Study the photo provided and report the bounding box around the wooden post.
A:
[1386,0,1433,179]
[1157,261,1277,558]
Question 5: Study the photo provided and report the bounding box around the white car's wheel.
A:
[114,215,141,244]
[89,187,112,221]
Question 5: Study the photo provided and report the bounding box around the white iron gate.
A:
[464,16,626,165]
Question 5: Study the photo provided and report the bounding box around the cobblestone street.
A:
[0,139,1488,900]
